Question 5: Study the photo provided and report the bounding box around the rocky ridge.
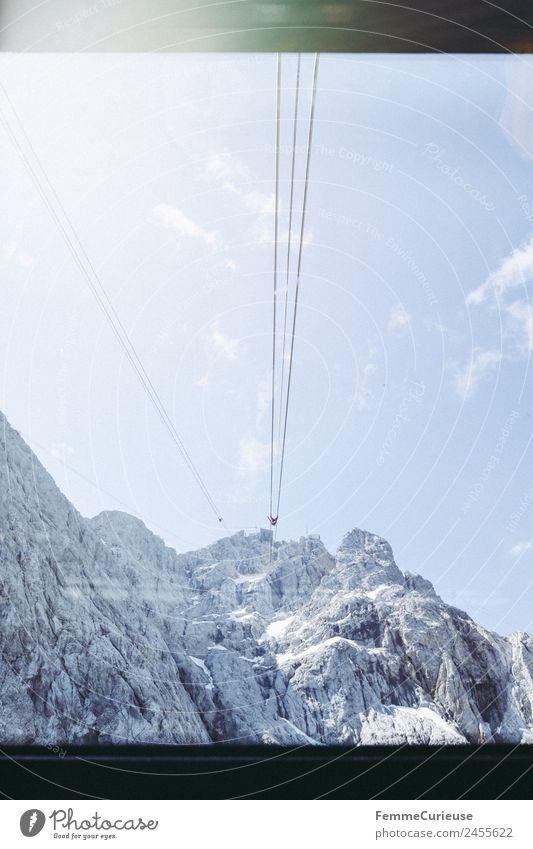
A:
[1,411,532,745]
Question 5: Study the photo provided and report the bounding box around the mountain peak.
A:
[0,412,530,746]
[339,527,393,559]
[404,571,438,597]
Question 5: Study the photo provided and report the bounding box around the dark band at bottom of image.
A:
[1,745,531,799]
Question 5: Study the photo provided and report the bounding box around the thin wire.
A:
[274,53,320,523]
[0,84,225,525]
[21,431,187,544]
[275,54,301,474]
[269,53,281,524]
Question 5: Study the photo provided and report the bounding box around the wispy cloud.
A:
[153,203,222,251]
[196,373,211,389]
[454,348,502,399]
[202,150,276,243]
[237,435,270,474]
[242,189,275,216]
[223,181,275,242]
[2,240,34,268]
[50,442,74,461]
[510,540,532,557]
[203,150,250,183]
[388,305,411,332]
[208,323,240,360]
[354,359,378,411]
[507,300,533,350]
[467,233,533,305]
[466,235,533,352]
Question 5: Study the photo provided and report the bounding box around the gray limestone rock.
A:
[1,411,531,745]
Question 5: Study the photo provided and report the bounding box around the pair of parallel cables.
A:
[267,53,320,531]
[0,79,225,525]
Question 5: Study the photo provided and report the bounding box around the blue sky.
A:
[1,52,532,634]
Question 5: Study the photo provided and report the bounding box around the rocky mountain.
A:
[1,410,533,745]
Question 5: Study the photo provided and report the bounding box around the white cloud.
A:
[203,150,313,250]
[2,240,34,268]
[454,349,502,399]
[50,442,74,461]
[507,300,533,350]
[202,150,277,244]
[153,203,222,251]
[203,151,250,183]
[388,305,411,332]
[224,182,276,240]
[467,233,533,305]
[510,540,533,557]
[208,323,240,359]
[237,436,270,474]
[196,373,211,388]
[222,258,237,271]
[466,235,533,354]
[242,190,275,216]
[354,360,378,411]
[1,241,16,262]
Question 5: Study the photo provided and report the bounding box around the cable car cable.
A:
[274,53,320,525]
[268,54,281,529]
[275,54,301,476]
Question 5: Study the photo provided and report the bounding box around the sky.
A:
[1,52,532,635]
